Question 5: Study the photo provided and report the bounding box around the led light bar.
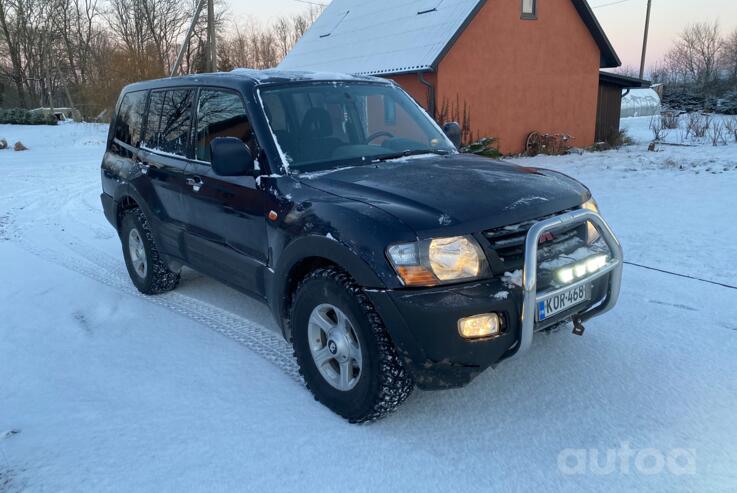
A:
[556,255,608,285]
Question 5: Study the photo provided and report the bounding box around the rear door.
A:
[102,90,148,205]
[181,88,269,297]
[139,88,195,258]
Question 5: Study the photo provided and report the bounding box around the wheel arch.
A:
[115,195,140,230]
[270,236,388,340]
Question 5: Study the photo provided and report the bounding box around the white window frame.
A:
[521,0,537,19]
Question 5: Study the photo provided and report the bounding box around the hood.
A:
[297,154,590,236]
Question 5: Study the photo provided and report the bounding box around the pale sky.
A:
[228,0,737,70]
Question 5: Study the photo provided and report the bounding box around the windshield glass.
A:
[258,82,455,172]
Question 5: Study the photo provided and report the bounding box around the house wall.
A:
[435,0,602,154]
[386,72,436,110]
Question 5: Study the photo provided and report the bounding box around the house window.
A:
[521,0,537,19]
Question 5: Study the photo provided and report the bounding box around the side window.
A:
[143,91,165,150]
[195,89,255,162]
[114,90,147,147]
[143,89,194,157]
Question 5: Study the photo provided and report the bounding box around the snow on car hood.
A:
[296,153,590,236]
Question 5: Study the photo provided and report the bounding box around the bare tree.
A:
[723,28,737,82]
[140,0,191,73]
[665,21,724,89]
[105,0,151,65]
[59,0,101,86]
[0,0,29,106]
[0,0,321,112]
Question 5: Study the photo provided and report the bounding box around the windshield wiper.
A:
[372,149,450,162]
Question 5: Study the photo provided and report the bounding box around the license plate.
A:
[537,283,590,321]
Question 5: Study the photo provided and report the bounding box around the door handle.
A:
[186,176,204,193]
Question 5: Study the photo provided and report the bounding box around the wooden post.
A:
[639,0,653,80]
[171,0,207,77]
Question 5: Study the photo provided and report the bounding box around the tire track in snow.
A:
[2,167,301,383]
[14,234,301,383]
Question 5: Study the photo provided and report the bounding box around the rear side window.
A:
[143,89,194,157]
[195,89,255,162]
[114,90,147,147]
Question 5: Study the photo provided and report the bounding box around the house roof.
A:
[279,0,621,76]
[599,71,650,89]
[279,0,483,76]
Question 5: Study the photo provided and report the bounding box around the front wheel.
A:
[120,208,180,295]
[291,268,414,423]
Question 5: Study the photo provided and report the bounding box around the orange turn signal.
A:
[396,266,438,287]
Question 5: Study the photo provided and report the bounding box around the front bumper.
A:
[366,210,623,390]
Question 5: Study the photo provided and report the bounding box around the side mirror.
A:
[210,137,255,177]
[443,122,462,149]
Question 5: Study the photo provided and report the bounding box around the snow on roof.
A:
[278,0,482,76]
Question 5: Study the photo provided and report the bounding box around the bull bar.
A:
[517,209,624,355]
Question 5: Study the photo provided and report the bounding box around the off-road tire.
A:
[291,267,414,423]
[120,208,180,295]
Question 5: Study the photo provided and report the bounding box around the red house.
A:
[280,0,629,154]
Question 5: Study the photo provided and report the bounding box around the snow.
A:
[2,122,737,491]
[503,269,524,288]
[255,89,292,172]
[438,213,452,226]
[539,243,607,271]
[278,0,482,76]
[505,195,551,210]
[231,68,375,82]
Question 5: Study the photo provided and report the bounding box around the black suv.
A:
[101,70,623,422]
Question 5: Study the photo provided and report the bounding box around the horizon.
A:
[228,0,737,71]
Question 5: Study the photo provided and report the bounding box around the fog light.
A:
[458,314,501,339]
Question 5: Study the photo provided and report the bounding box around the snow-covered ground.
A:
[1,119,736,492]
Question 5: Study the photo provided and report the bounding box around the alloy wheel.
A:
[307,304,363,391]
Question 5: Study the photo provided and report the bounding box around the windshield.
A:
[258,82,455,172]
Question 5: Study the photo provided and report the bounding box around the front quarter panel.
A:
[263,176,417,336]
[266,176,416,289]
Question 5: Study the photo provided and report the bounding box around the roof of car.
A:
[122,69,389,93]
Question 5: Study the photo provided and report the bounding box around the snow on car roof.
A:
[230,68,385,83]
[278,0,482,76]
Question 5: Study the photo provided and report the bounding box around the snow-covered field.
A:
[1,118,736,492]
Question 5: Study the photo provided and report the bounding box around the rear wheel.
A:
[120,209,180,295]
[291,268,414,423]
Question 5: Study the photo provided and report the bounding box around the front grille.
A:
[482,209,588,277]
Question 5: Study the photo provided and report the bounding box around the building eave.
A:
[599,71,651,88]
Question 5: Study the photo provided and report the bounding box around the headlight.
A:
[582,198,601,245]
[387,236,488,286]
